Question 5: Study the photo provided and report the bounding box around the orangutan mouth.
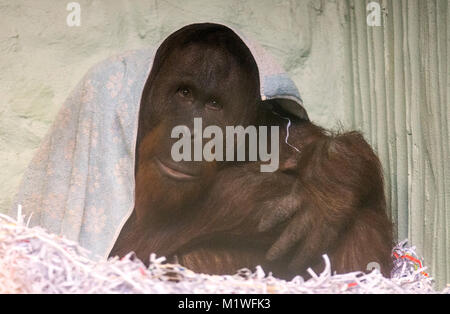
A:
[154,157,199,181]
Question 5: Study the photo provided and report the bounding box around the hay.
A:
[0,212,448,294]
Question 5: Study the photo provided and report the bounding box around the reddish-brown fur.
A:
[109,23,394,279]
[111,109,394,278]
[177,118,394,278]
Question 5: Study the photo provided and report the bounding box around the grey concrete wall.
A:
[341,0,449,290]
[0,0,448,289]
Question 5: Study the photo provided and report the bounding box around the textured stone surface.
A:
[340,0,449,290]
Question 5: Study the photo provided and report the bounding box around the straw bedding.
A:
[0,212,447,294]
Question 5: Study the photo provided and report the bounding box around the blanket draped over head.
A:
[10,23,307,259]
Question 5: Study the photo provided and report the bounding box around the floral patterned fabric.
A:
[10,23,305,260]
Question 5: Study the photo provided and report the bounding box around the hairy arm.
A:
[259,130,393,274]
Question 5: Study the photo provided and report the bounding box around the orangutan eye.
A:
[177,87,192,98]
[206,100,223,111]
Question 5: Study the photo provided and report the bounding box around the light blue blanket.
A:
[10,23,306,259]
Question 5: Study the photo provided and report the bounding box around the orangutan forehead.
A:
[164,43,244,78]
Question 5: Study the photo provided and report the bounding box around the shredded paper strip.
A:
[0,212,448,294]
